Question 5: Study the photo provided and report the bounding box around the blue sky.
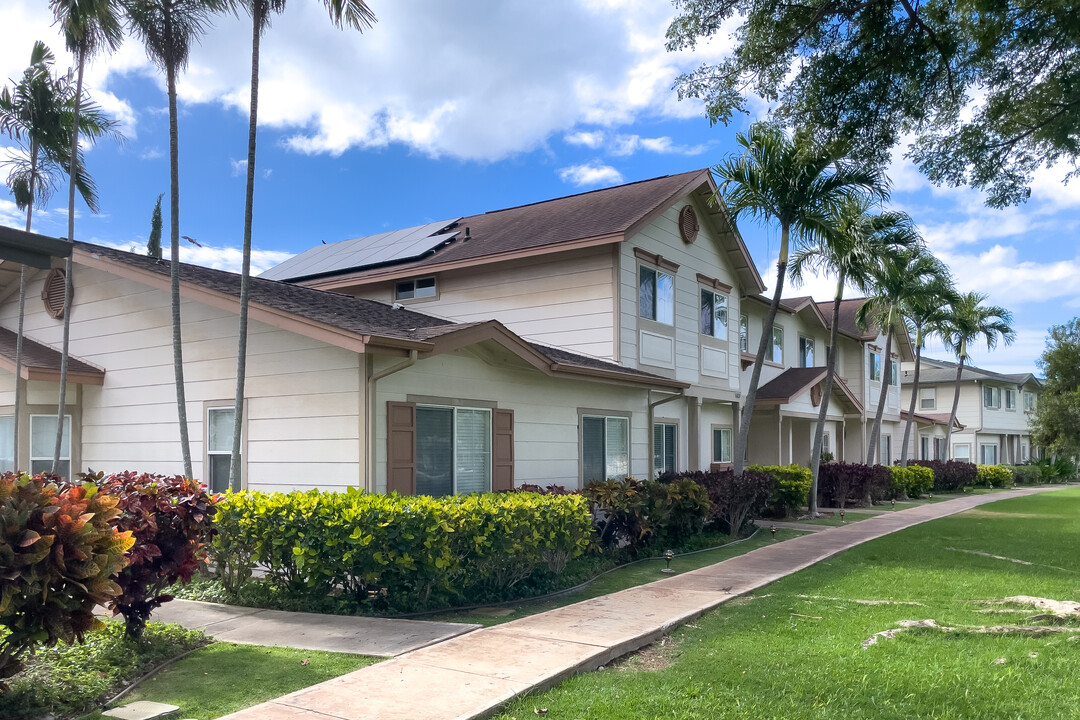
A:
[2,0,1077,375]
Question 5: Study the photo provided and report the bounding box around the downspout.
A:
[364,350,418,492]
[648,389,685,477]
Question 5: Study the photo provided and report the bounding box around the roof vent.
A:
[679,205,699,245]
[41,267,70,319]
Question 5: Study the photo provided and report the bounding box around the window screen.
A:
[31,414,70,478]
[583,415,630,483]
[416,406,490,496]
[207,407,236,493]
[700,290,728,339]
[653,423,676,475]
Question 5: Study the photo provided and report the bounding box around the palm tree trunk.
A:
[230,8,262,489]
[945,354,965,459]
[15,141,38,472]
[52,49,84,476]
[166,58,194,480]
[865,326,894,464]
[900,330,923,466]
[734,223,789,475]
[808,274,844,515]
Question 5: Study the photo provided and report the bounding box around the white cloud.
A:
[557,162,624,188]
[140,147,163,161]
[94,237,293,275]
[565,130,707,157]
[0,198,24,227]
[920,326,1048,375]
[565,131,605,149]
[230,159,247,177]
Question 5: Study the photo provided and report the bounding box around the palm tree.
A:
[937,292,1016,458]
[714,122,885,475]
[898,273,957,465]
[125,0,231,481]
[790,198,917,513]
[229,0,376,488]
[1,40,116,472]
[857,245,945,465]
[50,0,125,474]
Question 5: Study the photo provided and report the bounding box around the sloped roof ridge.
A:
[917,356,1039,385]
[473,169,706,218]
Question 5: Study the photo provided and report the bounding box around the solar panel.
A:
[259,218,461,281]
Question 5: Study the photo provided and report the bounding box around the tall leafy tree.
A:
[790,198,917,512]
[0,40,116,472]
[125,0,231,481]
[937,291,1016,458]
[50,0,125,474]
[146,192,163,259]
[666,0,1080,207]
[857,245,943,465]
[1031,319,1080,460]
[714,122,884,475]
[898,272,957,465]
[229,0,376,488]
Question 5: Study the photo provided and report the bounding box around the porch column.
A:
[687,396,701,471]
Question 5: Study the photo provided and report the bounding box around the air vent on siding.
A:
[679,205,699,245]
[41,267,69,319]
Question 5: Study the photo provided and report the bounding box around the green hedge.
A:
[210,489,593,613]
[975,465,1014,488]
[890,465,934,499]
[1005,465,1043,485]
[750,465,812,517]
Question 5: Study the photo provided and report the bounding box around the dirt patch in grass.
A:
[960,509,1064,520]
[615,637,680,673]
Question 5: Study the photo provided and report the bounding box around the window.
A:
[395,277,436,301]
[889,360,899,386]
[881,435,892,464]
[699,289,728,339]
[30,414,70,478]
[935,437,946,460]
[653,423,677,476]
[954,443,971,461]
[1005,389,1016,410]
[0,415,13,473]
[712,427,732,464]
[771,326,784,364]
[870,351,881,381]
[983,386,1001,409]
[207,407,236,493]
[1024,392,1035,411]
[739,315,748,352]
[639,266,674,325]
[920,436,930,461]
[822,433,831,455]
[919,387,936,410]
[582,415,630,483]
[980,443,999,465]
[799,336,815,368]
[416,406,491,496]
[1022,443,1029,462]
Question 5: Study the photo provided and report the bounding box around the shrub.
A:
[817,463,891,507]
[0,474,133,680]
[975,465,1014,488]
[1007,465,1043,485]
[909,460,978,491]
[582,477,650,550]
[211,488,593,613]
[1036,456,1079,482]
[750,465,812,517]
[646,476,711,545]
[700,469,774,536]
[904,464,934,497]
[85,472,218,639]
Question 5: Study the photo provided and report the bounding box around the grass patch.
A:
[797,510,877,526]
[0,620,208,720]
[494,488,1080,719]
[424,528,805,626]
[81,643,377,720]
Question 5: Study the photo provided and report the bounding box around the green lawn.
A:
[797,510,877,526]
[494,488,1080,720]
[82,643,377,720]
[426,529,806,627]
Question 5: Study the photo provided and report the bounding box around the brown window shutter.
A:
[386,401,417,495]
[492,408,514,492]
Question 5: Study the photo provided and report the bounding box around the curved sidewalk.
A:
[221,487,1057,720]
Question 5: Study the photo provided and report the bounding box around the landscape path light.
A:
[661,549,675,574]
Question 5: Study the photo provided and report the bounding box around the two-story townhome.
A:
[900,357,1042,464]
[266,170,768,484]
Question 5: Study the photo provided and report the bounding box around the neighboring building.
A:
[900,357,1042,464]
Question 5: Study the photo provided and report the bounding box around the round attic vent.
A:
[679,205,699,244]
[41,267,70,319]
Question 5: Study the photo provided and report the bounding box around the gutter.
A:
[364,350,418,492]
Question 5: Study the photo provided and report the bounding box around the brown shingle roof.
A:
[756,367,827,402]
[815,298,878,340]
[0,326,104,382]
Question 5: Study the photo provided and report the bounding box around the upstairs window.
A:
[919,387,936,410]
[699,290,728,339]
[1005,389,1016,409]
[983,386,1001,409]
[799,336,814,368]
[395,277,436,301]
[870,351,881,381]
[739,315,748,352]
[1024,391,1035,411]
[771,326,784,364]
[639,266,674,325]
[889,360,899,386]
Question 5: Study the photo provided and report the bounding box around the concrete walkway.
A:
[150,600,480,657]
[220,487,1056,720]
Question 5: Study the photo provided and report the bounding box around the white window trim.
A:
[979,443,999,465]
[771,325,784,365]
[580,411,632,484]
[919,387,936,410]
[205,401,246,492]
[983,385,1001,409]
[638,263,675,326]
[711,425,733,464]
[739,314,749,353]
[1004,389,1016,411]
[699,287,729,340]
[653,421,678,476]
[953,443,972,461]
[870,351,882,382]
[417,404,492,495]
[798,335,815,368]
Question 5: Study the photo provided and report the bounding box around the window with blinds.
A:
[416,405,491,496]
[582,415,629,483]
[653,423,676,476]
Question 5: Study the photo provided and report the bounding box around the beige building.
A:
[900,358,1042,464]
